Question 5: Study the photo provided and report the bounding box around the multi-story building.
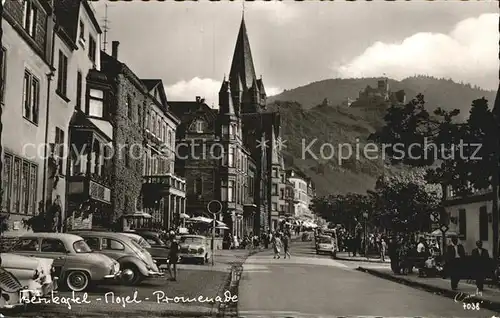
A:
[140,78,186,230]
[171,17,284,237]
[54,0,110,231]
[1,0,54,233]
[284,178,295,217]
[287,169,314,218]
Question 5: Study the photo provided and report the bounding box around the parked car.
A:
[316,235,336,256]
[121,233,170,267]
[0,253,58,309]
[8,233,120,292]
[178,235,211,265]
[71,231,162,285]
[124,230,170,248]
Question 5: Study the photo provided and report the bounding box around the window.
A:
[21,161,29,215]
[272,203,277,211]
[76,71,82,110]
[196,120,204,133]
[280,189,284,199]
[88,36,96,64]
[479,206,488,241]
[1,47,6,104]
[12,158,21,213]
[272,184,278,196]
[54,127,65,174]
[22,0,37,38]
[272,168,278,178]
[145,110,150,131]
[248,176,254,197]
[222,125,228,135]
[23,70,39,124]
[103,239,125,250]
[12,238,39,251]
[458,209,466,239]
[2,154,12,212]
[83,237,101,250]
[194,178,202,195]
[228,180,234,202]
[88,89,104,117]
[228,146,234,167]
[126,94,132,119]
[221,180,228,201]
[79,21,85,41]
[41,239,66,253]
[57,51,68,97]
[73,240,92,253]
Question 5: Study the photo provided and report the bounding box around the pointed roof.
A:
[257,78,266,96]
[271,129,280,165]
[219,80,235,114]
[229,17,257,91]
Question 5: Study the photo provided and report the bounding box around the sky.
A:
[91,1,499,107]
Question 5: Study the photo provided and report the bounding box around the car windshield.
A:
[129,239,147,254]
[319,237,332,244]
[180,237,204,245]
[137,238,151,248]
[73,240,92,253]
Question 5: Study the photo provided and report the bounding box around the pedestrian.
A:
[167,232,179,281]
[283,233,291,259]
[273,233,282,259]
[471,240,490,294]
[380,238,387,262]
[445,236,465,290]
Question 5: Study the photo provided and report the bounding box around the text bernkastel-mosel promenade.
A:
[19,290,238,310]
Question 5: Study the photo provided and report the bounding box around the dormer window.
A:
[191,120,204,133]
[79,21,86,47]
[88,89,104,117]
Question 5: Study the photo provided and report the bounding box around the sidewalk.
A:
[336,252,391,263]
[358,266,500,312]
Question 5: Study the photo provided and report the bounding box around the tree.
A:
[369,171,441,234]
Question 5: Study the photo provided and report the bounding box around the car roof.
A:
[71,231,131,240]
[121,233,143,240]
[21,232,83,242]
[180,235,205,239]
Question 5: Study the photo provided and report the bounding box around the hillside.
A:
[269,76,496,121]
[268,76,497,196]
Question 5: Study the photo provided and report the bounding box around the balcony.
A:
[67,174,111,204]
[143,174,186,195]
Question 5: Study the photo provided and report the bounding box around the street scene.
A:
[0,0,499,317]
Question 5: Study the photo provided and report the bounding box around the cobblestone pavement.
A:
[0,249,252,318]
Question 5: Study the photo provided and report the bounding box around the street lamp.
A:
[362,212,368,257]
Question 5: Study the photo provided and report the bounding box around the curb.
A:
[215,249,260,317]
[336,256,390,264]
[357,267,500,313]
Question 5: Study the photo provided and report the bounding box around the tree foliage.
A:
[370,94,495,196]
[310,170,440,234]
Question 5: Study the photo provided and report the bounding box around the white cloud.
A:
[166,77,281,107]
[248,2,299,25]
[334,13,499,90]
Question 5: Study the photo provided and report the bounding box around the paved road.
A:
[238,241,499,317]
[1,250,250,317]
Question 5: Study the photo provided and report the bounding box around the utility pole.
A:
[102,4,110,52]
[1,0,5,218]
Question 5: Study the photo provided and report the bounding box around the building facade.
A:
[140,79,186,230]
[1,0,53,233]
[444,185,494,255]
[171,17,285,238]
[287,169,314,219]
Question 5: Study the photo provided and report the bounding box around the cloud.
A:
[165,77,281,107]
[248,2,299,25]
[334,13,499,90]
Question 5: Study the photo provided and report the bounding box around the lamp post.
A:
[0,0,4,219]
[362,212,368,258]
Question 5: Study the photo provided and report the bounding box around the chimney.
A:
[112,41,120,59]
[196,96,201,103]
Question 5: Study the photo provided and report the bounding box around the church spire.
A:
[229,16,257,92]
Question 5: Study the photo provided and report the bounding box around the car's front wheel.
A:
[66,271,90,292]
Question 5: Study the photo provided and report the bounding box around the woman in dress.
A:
[273,232,283,259]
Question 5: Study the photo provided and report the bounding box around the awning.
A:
[180,213,190,219]
[216,225,229,230]
[188,216,213,223]
[125,212,152,219]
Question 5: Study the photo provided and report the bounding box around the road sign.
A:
[431,212,440,223]
[440,224,449,233]
[207,200,222,215]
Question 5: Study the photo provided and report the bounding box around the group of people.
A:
[271,231,292,259]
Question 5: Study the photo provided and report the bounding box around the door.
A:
[101,238,127,261]
[9,237,40,257]
[39,238,68,276]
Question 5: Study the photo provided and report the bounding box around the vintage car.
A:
[121,233,170,267]
[124,230,170,248]
[316,235,336,256]
[71,231,162,285]
[0,253,58,309]
[178,235,211,265]
[8,233,120,292]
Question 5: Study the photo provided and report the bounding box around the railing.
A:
[144,174,186,192]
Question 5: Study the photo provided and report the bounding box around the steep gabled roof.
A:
[54,0,102,41]
[229,17,257,91]
[140,79,168,107]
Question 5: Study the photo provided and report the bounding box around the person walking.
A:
[471,240,490,294]
[446,236,465,290]
[273,233,283,259]
[283,233,291,259]
[380,238,387,262]
[167,232,179,281]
